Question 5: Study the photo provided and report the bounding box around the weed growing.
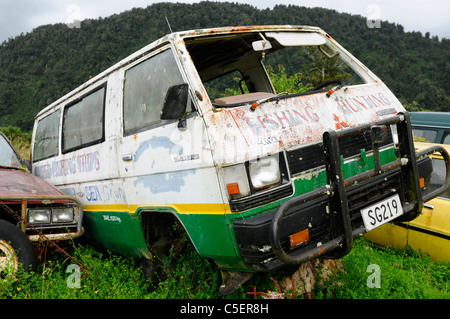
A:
[314,238,450,299]
[0,238,448,299]
[0,243,149,299]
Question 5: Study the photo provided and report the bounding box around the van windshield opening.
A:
[185,31,366,108]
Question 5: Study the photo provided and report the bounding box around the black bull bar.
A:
[269,112,450,266]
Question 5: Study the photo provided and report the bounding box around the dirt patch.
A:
[279,259,344,296]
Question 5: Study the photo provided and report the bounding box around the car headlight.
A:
[249,156,281,190]
[27,207,76,224]
[28,208,51,224]
[52,207,74,223]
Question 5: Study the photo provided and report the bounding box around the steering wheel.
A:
[311,79,343,91]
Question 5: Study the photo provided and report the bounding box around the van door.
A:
[117,46,220,214]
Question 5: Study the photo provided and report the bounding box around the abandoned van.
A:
[31,25,449,294]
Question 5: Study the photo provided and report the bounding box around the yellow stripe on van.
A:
[83,203,233,215]
[83,204,130,213]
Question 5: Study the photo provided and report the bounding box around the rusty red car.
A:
[0,131,83,277]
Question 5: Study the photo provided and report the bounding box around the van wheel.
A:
[141,235,187,291]
[141,213,187,290]
[0,220,36,278]
[141,256,166,291]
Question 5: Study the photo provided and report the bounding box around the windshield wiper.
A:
[248,81,346,112]
[326,82,347,98]
[250,92,287,112]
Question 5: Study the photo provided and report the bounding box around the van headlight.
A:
[223,155,282,199]
[249,156,281,190]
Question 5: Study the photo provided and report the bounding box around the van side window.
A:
[33,110,60,161]
[123,49,184,134]
[62,86,105,152]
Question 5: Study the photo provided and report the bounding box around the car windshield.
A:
[0,134,22,168]
[185,31,367,106]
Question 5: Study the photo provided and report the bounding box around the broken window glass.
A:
[63,86,105,152]
[123,49,184,134]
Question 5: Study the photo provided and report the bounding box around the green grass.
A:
[1,238,448,299]
[315,240,450,299]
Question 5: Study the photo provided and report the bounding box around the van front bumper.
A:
[232,113,450,271]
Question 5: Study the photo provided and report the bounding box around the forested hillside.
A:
[0,2,449,131]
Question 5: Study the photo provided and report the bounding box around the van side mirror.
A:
[161,83,189,120]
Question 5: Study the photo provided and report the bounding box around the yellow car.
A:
[364,142,450,262]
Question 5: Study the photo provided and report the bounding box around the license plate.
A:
[361,194,403,232]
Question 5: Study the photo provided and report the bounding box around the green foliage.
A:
[404,101,432,112]
[0,126,31,159]
[0,2,449,132]
[216,75,250,98]
[146,241,224,298]
[302,47,352,86]
[223,65,310,97]
[314,239,450,299]
[266,64,311,94]
[1,237,447,299]
[0,243,149,298]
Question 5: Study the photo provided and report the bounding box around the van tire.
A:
[140,212,187,290]
[0,219,36,276]
[141,256,166,291]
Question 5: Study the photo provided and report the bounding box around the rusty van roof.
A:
[174,25,324,38]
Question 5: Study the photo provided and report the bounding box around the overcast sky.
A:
[1,0,449,43]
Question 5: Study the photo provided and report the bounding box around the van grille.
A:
[287,129,393,175]
[346,169,402,228]
[229,184,293,212]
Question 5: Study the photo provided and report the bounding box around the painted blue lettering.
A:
[85,185,102,201]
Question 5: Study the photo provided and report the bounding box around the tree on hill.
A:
[0,2,448,132]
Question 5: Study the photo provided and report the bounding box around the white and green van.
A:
[31,25,449,294]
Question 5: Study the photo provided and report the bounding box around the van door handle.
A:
[122,153,133,161]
